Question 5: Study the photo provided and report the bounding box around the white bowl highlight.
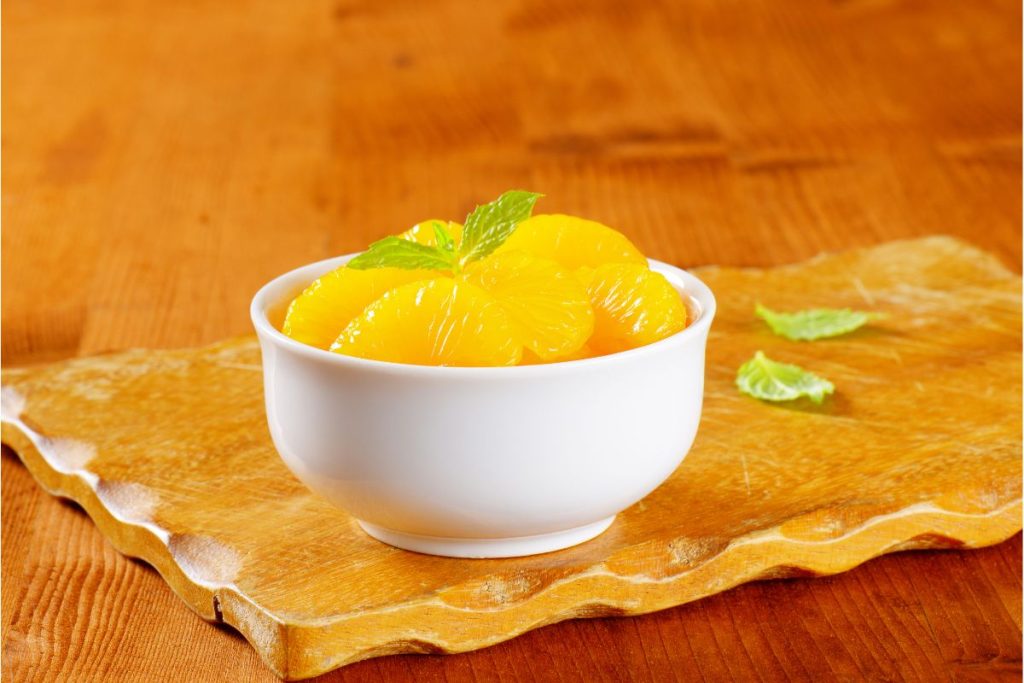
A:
[251,255,715,558]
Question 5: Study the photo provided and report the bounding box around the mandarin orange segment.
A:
[331,278,522,367]
[400,219,464,247]
[497,214,647,270]
[583,263,688,354]
[463,251,594,360]
[282,266,435,350]
[520,344,598,365]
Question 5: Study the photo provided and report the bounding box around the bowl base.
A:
[356,516,616,558]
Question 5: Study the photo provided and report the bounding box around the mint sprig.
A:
[756,304,883,341]
[458,190,541,266]
[346,190,541,272]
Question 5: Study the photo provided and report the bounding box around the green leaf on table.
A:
[458,190,542,266]
[755,304,882,341]
[346,236,455,271]
[736,351,835,404]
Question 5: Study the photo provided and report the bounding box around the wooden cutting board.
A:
[2,236,1020,680]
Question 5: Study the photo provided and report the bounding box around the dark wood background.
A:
[2,0,1020,680]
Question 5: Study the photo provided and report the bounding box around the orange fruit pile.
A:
[281,215,689,366]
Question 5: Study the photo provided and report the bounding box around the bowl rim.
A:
[250,253,716,377]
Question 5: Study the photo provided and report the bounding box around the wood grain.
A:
[2,237,1021,679]
[2,0,1020,680]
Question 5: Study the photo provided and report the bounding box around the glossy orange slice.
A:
[331,278,522,366]
[463,251,594,360]
[498,214,647,270]
[581,263,688,354]
[282,266,434,350]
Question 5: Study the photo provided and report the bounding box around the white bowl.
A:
[251,255,716,558]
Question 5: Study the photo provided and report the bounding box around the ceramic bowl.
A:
[251,255,716,558]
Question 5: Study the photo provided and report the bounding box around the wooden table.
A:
[3,1,1020,680]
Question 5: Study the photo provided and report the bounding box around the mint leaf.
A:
[432,220,456,254]
[736,351,835,404]
[346,237,454,271]
[459,190,541,266]
[345,191,538,272]
[756,304,882,341]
